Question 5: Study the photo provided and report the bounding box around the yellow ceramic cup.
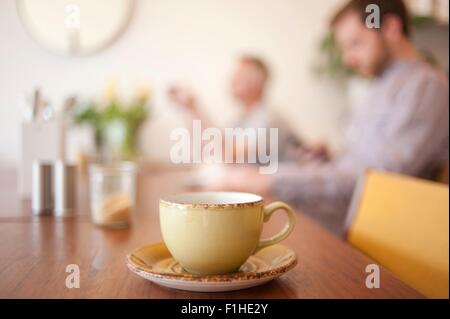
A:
[160,192,295,275]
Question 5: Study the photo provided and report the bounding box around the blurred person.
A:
[169,55,272,129]
[210,0,449,235]
[169,55,311,162]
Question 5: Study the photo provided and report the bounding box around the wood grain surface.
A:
[0,166,423,298]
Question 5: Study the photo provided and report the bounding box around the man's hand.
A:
[168,85,197,114]
[306,141,331,161]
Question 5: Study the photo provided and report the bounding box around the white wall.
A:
[0,0,348,165]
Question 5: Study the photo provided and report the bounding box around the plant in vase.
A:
[72,84,150,162]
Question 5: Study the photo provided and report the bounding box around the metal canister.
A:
[31,161,53,215]
[54,161,76,216]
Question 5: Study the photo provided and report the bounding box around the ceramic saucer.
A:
[126,242,297,292]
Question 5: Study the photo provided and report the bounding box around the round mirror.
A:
[17,0,133,56]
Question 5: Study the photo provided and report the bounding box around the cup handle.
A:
[256,202,295,252]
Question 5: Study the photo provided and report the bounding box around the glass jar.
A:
[89,162,136,228]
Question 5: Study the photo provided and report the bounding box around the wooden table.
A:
[0,166,423,298]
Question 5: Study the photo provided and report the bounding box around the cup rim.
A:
[160,191,264,208]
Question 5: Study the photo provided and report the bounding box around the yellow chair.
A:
[346,170,449,298]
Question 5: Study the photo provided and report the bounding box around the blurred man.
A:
[170,55,271,129]
[169,55,303,161]
[214,0,449,235]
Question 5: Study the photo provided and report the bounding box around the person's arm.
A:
[270,162,357,207]
[270,68,449,207]
[168,85,214,127]
[362,70,449,176]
